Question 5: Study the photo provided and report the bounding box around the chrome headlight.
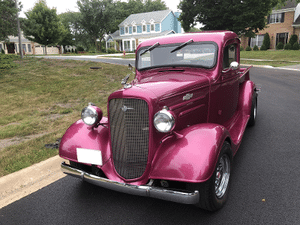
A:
[81,105,100,126]
[154,109,175,133]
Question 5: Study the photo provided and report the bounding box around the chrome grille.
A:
[109,98,149,179]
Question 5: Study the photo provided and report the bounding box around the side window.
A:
[223,44,236,69]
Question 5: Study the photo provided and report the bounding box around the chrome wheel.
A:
[215,154,230,199]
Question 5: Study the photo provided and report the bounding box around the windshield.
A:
[137,42,218,70]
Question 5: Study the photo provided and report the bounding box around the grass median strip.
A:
[0,57,128,177]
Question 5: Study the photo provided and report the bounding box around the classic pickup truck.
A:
[59,31,258,211]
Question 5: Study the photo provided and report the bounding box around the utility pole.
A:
[15,0,23,59]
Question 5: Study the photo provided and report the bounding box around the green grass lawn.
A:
[0,56,128,177]
[240,50,300,67]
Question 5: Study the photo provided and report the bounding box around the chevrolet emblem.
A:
[183,93,193,101]
[121,105,134,112]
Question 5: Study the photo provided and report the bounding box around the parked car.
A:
[59,31,258,211]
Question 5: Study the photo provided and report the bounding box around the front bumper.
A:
[61,162,199,205]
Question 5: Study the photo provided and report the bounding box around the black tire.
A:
[190,142,232,211]
[248,93,257,127]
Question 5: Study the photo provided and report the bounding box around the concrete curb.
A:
[0,155,65,209]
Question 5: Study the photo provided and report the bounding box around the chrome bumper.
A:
[61,162,199,205]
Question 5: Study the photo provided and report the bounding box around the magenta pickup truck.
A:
[59,31,258,211]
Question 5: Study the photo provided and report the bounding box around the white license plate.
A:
[76,148,102,166]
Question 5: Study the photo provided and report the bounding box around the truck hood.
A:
[135,71,210,102]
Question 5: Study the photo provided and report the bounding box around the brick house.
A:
[240,0,300,49]
[106,10,182,52]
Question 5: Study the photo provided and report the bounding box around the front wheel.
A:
[191,142,232,211]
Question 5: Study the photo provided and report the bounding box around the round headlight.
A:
[154,109,175,133]
[81,106,98,126]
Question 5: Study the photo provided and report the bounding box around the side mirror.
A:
[222,61,239,73]
[128,63,133,71]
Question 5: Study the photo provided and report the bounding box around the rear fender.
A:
[238,80,256,116]
[150,123,231,183]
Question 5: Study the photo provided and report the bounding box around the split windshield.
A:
[137,42,218,70]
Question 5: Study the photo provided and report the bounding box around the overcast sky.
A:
[19,0,182,18]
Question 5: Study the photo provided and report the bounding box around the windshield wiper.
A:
[170,39,194,53]
[140,42,160,56]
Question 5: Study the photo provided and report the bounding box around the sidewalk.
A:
[0,155,65,209]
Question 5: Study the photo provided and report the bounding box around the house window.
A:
[22,44,26,52]
[133,26,137,33]
[143,25,146,32]
[28,44,31,52]
[132,40,136,51]
[124,40,130,51]
[125,27,129,34]
[250,35,265,48]
[151,24,155,32]
[276,33,289,46]
[268,13,284,24]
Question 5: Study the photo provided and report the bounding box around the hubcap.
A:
[215,154,230,198]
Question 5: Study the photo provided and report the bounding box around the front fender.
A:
[150,123,231,183]
[59,118,110,164]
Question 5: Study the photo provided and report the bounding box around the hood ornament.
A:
[121,64,135,89]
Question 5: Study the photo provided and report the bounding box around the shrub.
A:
[107,48,117,54]
[289,34,298,46]
[262,33,270,49]
[292,42,300,50]
[276,42,284,50]
[246,46,252,51]
[77,46,84,51]
[284,43,292,50]
[1,49,5,54]
[260,44,267,51]
[71,49,74,53]
[240,47,244,51]
[0,54,19,70]
[75,49,78,54]
[253,45,259,51]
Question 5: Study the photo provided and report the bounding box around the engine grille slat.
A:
[109,98,149,179]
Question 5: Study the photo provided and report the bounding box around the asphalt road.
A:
[0,59,300,224]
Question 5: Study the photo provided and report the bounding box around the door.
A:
[209,43,239,125]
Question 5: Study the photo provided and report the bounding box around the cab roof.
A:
[136,31,239,51]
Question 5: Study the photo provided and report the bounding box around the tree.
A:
[0,0,22,41]
[262,33,270,49]
[22,0,65,55]
[178,0,300,37]
[77,0,117,51]
[58,13,76,48]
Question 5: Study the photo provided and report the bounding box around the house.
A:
[0,33,60,55]
[106,10,182,52]
[0,34,34,55]
[240,0,300,49]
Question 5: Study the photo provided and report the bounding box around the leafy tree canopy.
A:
[178,0,300,37]
[0,0,22,41]
[76,0,117,51]
[22,0,65,50]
